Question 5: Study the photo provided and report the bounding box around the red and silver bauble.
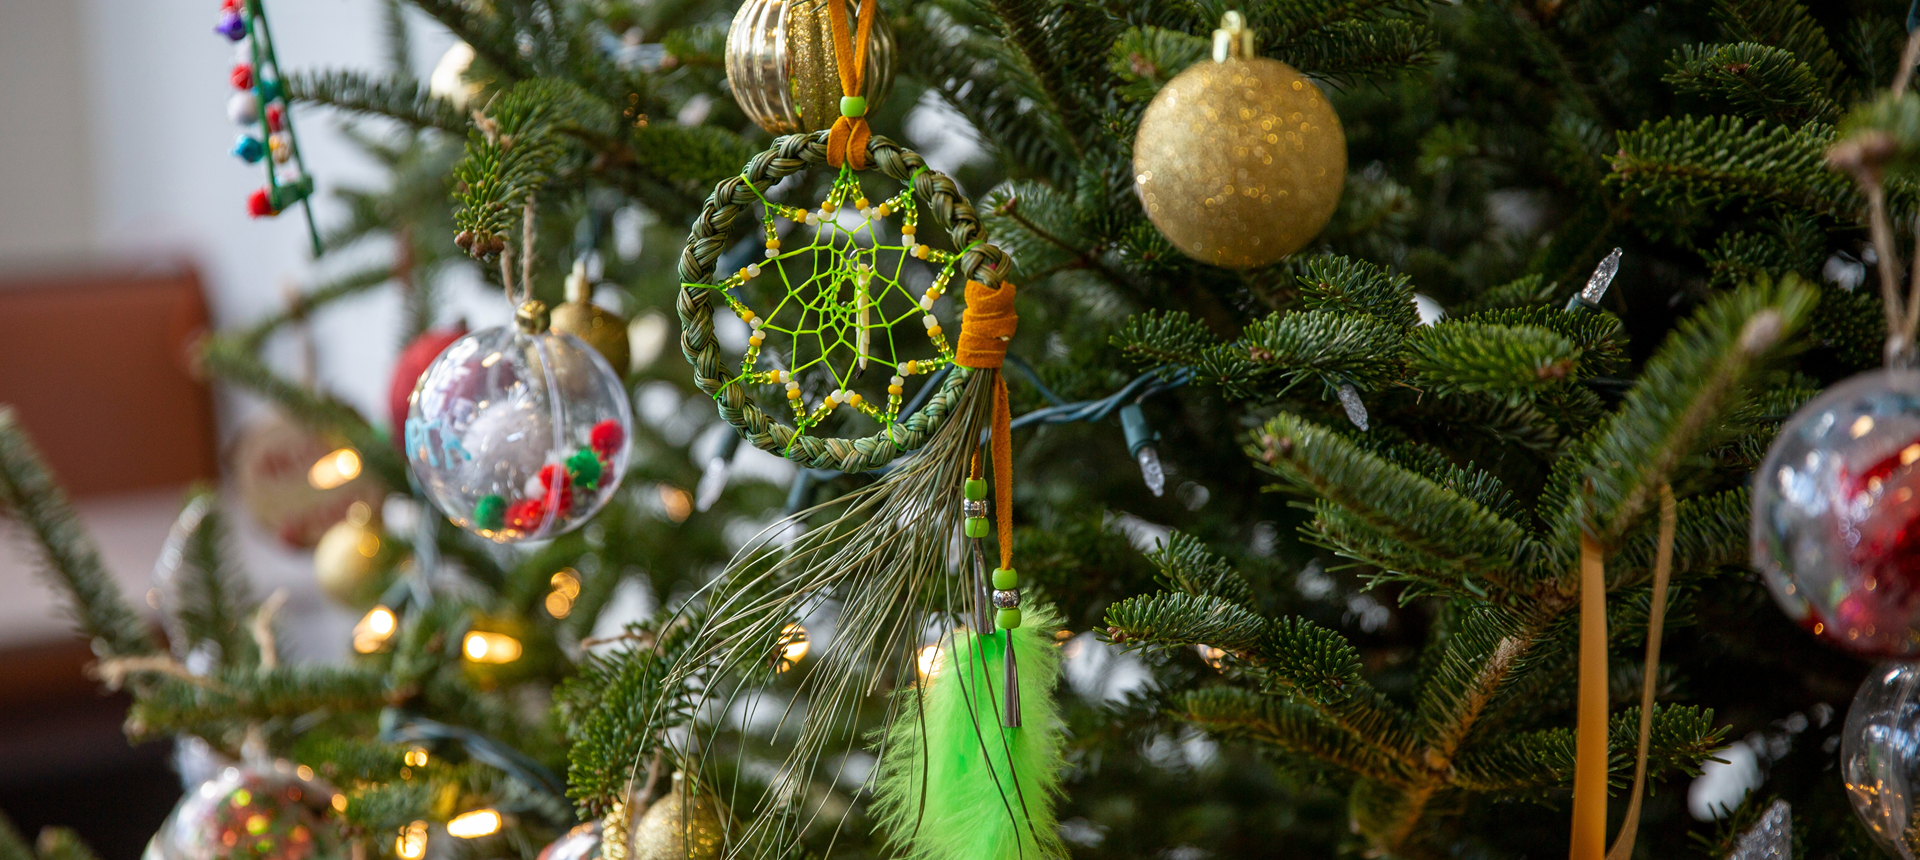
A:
[1754,370,1920,656]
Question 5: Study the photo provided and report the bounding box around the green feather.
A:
[872,609,1067,860]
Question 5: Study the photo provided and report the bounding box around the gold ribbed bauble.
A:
[629,777,730,860]
[551,261,631,374]
[313,501,403,607]
[1131,12,1346,268]
[725,0,893,134]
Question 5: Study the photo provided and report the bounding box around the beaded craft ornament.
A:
[667,128,1063,860]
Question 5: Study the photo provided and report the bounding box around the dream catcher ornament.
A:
[671,122,1062,857]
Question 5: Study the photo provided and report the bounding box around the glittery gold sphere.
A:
[313,502,402,607]
[725,0,894,134]
[1132,55,1345,268]
[628,785,729,860]
[551,302,631,375]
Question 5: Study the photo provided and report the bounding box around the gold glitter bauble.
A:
[725,0,894,134]
[313,502,402,607]
[552,303,631,374]
[628,783,729,860]
[1132,16,1345,268]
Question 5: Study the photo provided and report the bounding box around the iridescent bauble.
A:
[144,761,338,860]
[1131,25,1345,268]
[724,0,894,134]
[1844,662,1920,857]
[1753,370,1920,657]
[403,320,632,543]
[536,821,605,860]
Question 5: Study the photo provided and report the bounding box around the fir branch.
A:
[1407,321,1578,397]
[1178,687,1415,784]
[0,409,159,658]
[232,264,396,354]
[0,811,32,860]
[286,69,467,132]
[1108,26,1208,102]
[1712,0,1845,88]
[983,0,1088,155]
[406,0,535,82]
[124,665,390,740]
[1610,116,1877,222]
[1449,704,1725,793]
[200,337,410,492]
[1250,412,1533,586]
[1546,277,1815,563]
[1664,43,1839,126]
[1295,255,1421,331]
[1272,19,1437,81]
[171,490,260,669]
[1146,531,1255,603]
[453,78,620,245]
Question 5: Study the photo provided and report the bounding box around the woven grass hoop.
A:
[676,129,1010,473]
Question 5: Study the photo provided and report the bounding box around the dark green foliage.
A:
[288,69,467,132]
[1665,43,1839,125]
[171,491,261,669]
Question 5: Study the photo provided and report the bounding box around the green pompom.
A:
[566,448,603,489]
[992,567,1018,589]
[840,95,867,117]
[996,608,1022,629]
[473,495,506,530]
[964,517,990,538]
[964,479,988,500]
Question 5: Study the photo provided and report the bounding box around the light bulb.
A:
[916,644,944,682]
[463,631,523,664]
[307,447,362,490]
[353,606,397,653]
[395,821,428,859]
[447,808,501,838]
[776,623,809,672]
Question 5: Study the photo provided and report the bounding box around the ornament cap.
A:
[516,300,552,334]
[1212,11,1256,62]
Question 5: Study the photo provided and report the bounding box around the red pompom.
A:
[230,64,252,90]
[386,326,467,440]
[266,103,285,132]
[504,498,548,531]
[537,464,575,514]
[590,420,625,460]
[247,188,274,217]
[222,0,241,10]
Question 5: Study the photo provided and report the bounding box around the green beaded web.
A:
[683,163,970,451]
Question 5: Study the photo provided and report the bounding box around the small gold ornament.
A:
[725,0,894,134]
[628,776,729,860]
[550,260,632,374]
[313,501,403,607]
[1131,12,1346,268]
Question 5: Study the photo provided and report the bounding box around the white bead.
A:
[922,314,938,329]
[889,375,904,386]
[786,381,799,391]
[764,249,777,259]
[227,91,259,125]
[777,370,790,383]
[233,40,253,63]
[919,295,934,311]
[903,235,917,248]
[745,264,761,278]
[750,318,763,329]
[818,209,831,222]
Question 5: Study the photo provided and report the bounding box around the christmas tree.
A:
[7,0,1920,857]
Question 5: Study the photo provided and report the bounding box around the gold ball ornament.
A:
[550,260,631,374]
[312,501,403,607]
[725,0,894,134]
[1131,13,1346,268]
[628,776,730,860]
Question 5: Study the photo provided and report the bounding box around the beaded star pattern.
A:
[687,164,969,452]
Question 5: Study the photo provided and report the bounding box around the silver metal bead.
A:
[962,499,989,518]
[991,589,1020,609]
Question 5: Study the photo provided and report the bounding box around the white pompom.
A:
[227,91,259,125]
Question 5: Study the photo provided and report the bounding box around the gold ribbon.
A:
[824,0,877,170]
[958,279,1018,568]
[1571,484,1677,860]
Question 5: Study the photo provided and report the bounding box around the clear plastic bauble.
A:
[1753,370,1920,657]
[536,821,605,860]
[404,322,632,543]
[1844,662,1920,857]
[144,760,338,860]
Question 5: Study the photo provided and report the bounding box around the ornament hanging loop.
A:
[1211,11,1256,62]
[823,0,879,169]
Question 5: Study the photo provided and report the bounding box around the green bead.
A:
[996,608,1022,629]
[256,78,284,102]
[992,567,1018,589]
[566,448,603,490]
[473,495,506,530]
[964,478,989,500]
[840,95,867,118]
[964,517,990,538]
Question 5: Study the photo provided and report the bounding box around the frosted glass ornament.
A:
[1753,370,1920,657]
[144,761,338,860]
[1844,663,1920,858]
[404,318,632,543]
